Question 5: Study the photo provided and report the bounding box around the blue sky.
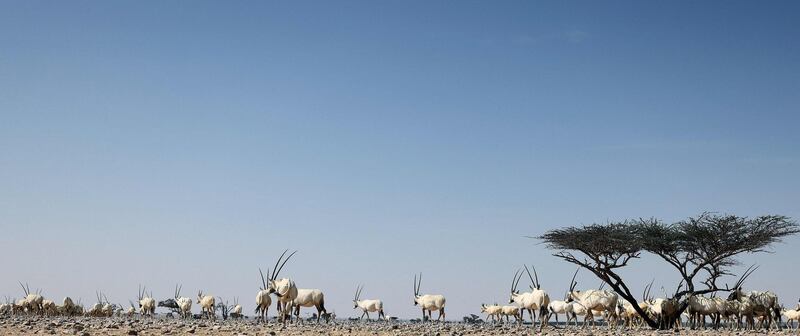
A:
[1,1,799,319]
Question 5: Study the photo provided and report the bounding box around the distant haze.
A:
[1,1,799,320]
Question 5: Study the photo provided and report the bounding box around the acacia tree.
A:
[538,213,798,330]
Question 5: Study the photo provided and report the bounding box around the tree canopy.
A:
[538,213,798,329]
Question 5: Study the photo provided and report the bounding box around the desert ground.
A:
[1,316,799,336]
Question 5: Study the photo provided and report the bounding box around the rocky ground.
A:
[1,316,798,335]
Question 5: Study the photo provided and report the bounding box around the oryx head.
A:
[480,303,488,313]
[196,290,204,304]
[413,273,422,306]
[266,249,297,296]
[353,284,364,309]
[726,265,758,301]
[509,269,524,304]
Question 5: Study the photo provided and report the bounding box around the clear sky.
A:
[1,1,799,320]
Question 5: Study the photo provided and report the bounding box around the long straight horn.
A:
[732,264,758,290]
[19,282,28,296]
[524,265,536,289]
[274,250,298,279]
[643,279,654,301]
[413,274,418,296]
[532,265,541,289]
[259,268,268,290]
[511,269,521,292]
[740,265,759,287]
[569,267,579,292]
[271,249,289,280]
[417,273,423,294]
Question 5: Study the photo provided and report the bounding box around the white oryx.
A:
[137,285,156,317]
[172,284,193,319]
[197,290,216,319]
[718,298,741,329]
[547,297,575,327]
[687,294,718,329]
[255,268,272,322]
[568,300,593,328]
[41,299,57,316]
[231,297,243,319]
[782,308,800,330]
[353,285,385,321]
[18,282,43,314]
[265,249,299,323]
[14,298,28,315]
[0,301,10,316]
[126,301,137,317]
[291,288,328,323]
[643,282,683,330]
[509,265,550,328]
[480,304,503,323]
[61,297,77,316]
[619,299,650,329]
[86,292,105,317]
[412,273,446,321]
[101,296,115,318]
[501,305,522,323]
[566,269,618,328]
[727,266,781,330]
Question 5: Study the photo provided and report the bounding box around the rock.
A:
[127,329,139,335]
